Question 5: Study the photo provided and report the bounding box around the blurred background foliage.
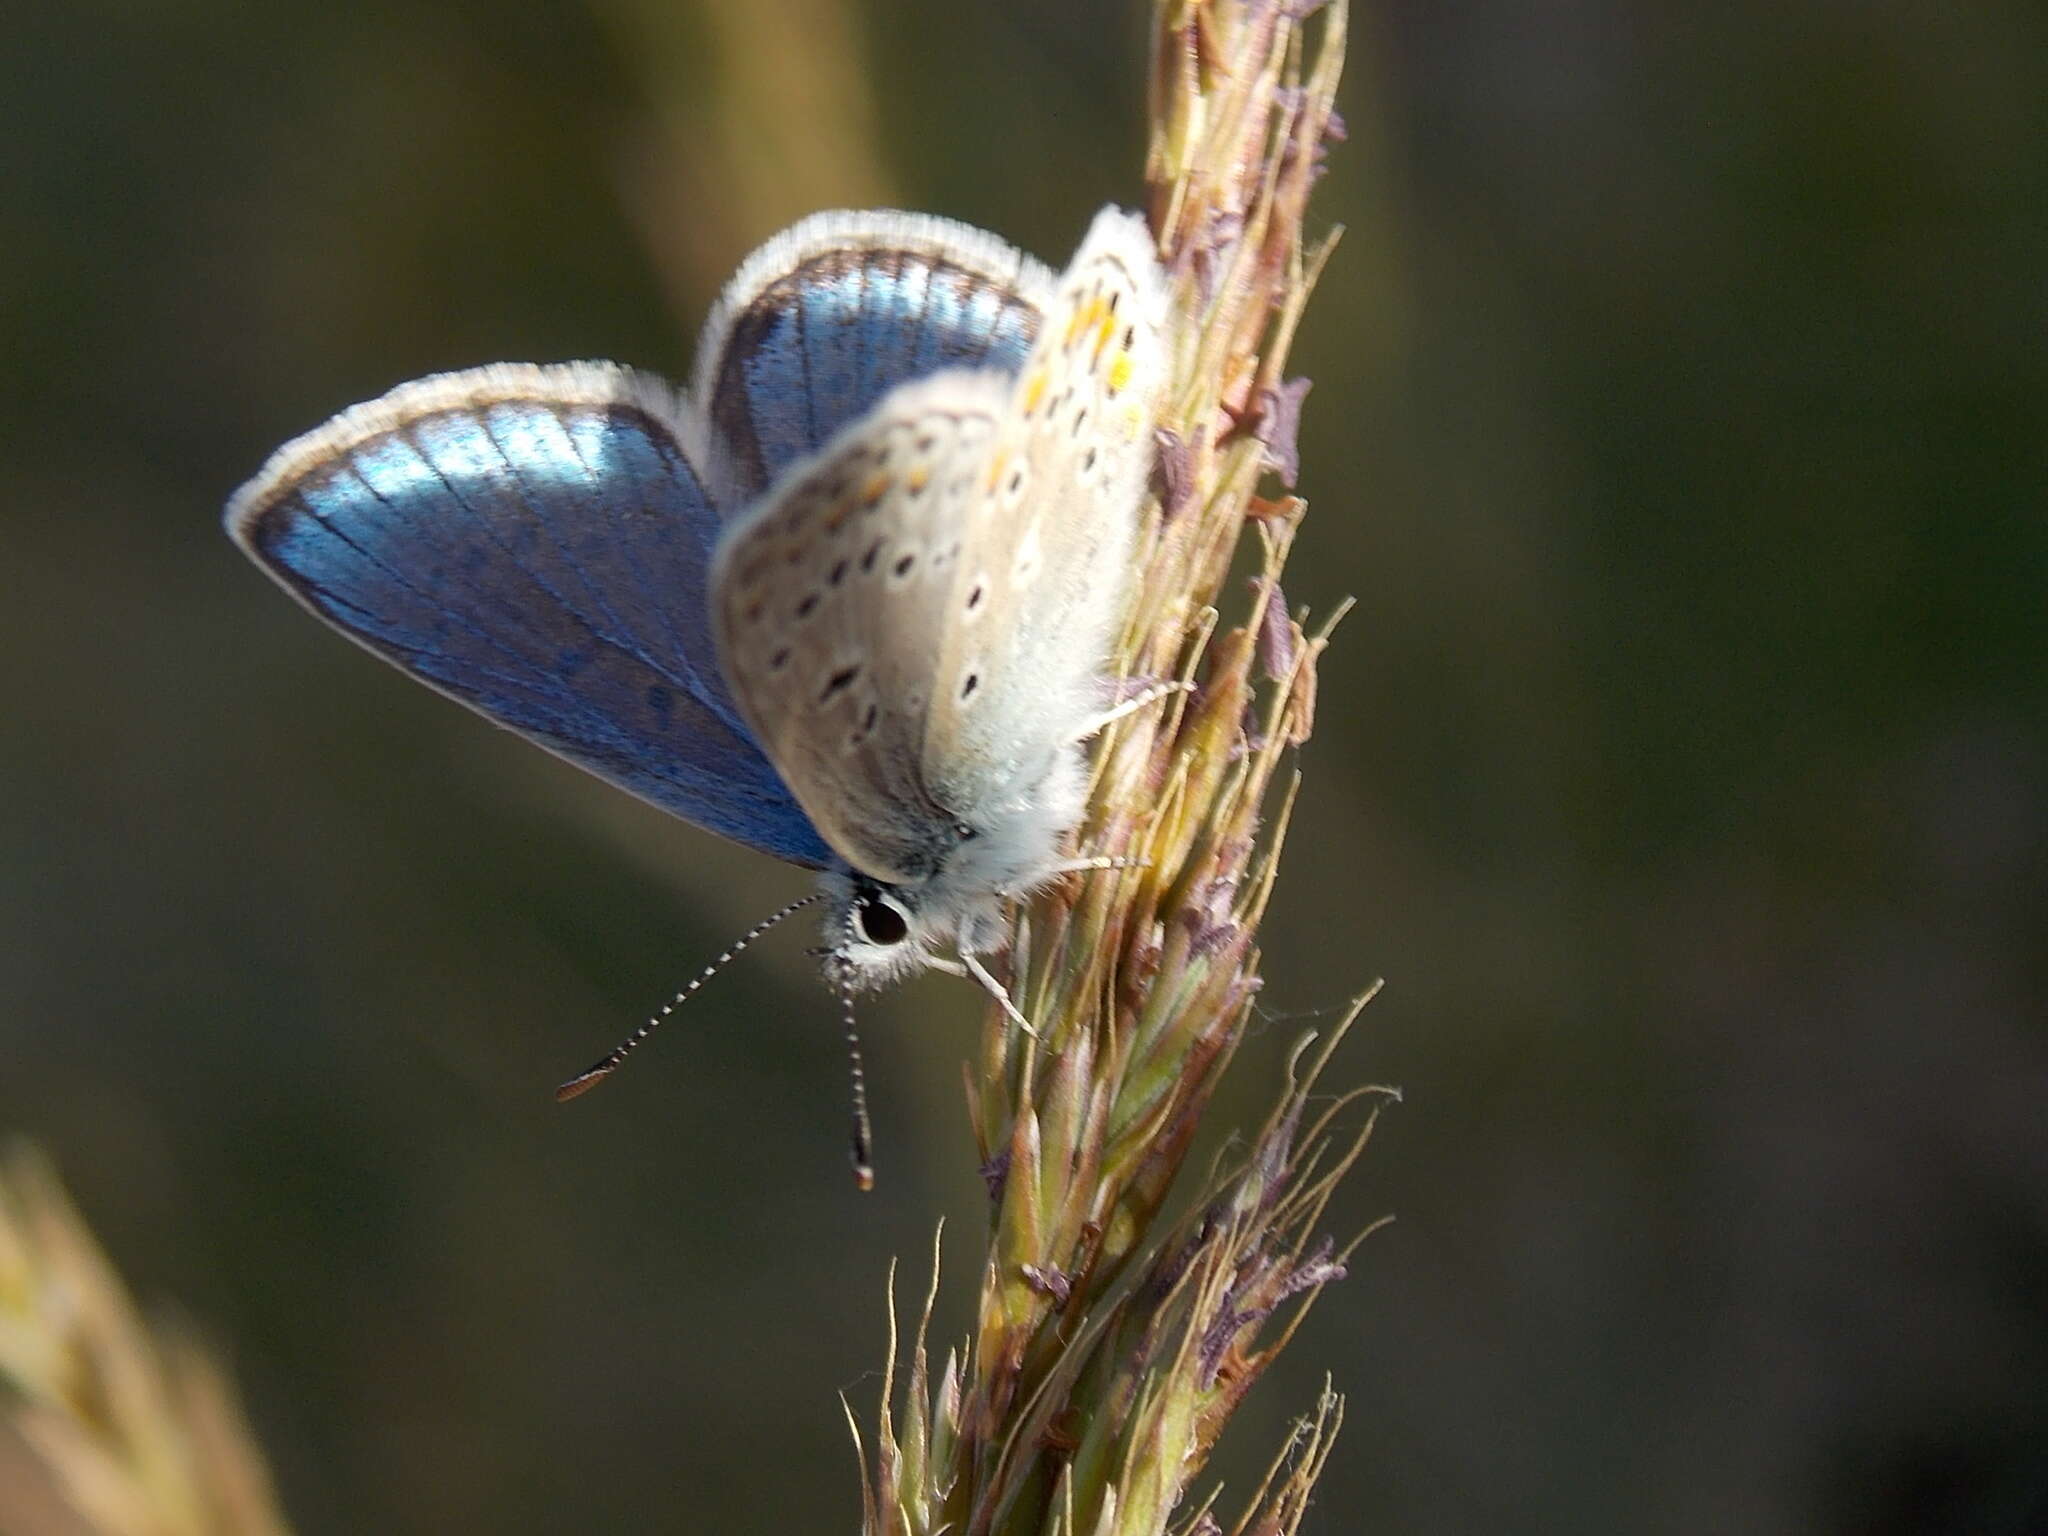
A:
[3,1,2043,1532]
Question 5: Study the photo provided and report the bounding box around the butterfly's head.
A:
[817,870,954,988]
[814,746,1087,987]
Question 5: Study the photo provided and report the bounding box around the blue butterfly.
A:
[227,208,1168,1175]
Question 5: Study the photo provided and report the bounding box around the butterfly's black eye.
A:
[855,894,910,947]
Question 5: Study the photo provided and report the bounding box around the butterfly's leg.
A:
[948,952,1038,1037]
[1050,854,1151,875]
[1072,679,1194,742]
[928,953,1034,1032]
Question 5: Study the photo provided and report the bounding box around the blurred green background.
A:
[5,1,2044,1531]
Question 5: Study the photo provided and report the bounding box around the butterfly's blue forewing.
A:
[227,364,833,866]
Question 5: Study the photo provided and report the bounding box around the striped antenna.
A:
[836,952,876,1192]
[554,892,825,1102]
[831,901,880,1187]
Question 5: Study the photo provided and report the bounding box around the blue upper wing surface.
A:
[226,362,834,869]
[693,210,1057,502]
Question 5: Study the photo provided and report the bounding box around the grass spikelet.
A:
[860,4,1382,1534]
[0,1144,292,1536]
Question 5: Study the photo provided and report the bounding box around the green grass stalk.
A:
[856,6,1392,1535]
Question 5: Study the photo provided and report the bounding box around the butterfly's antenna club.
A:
[553,892,826,1102]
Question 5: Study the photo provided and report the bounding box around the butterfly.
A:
[225,205,1169,1176]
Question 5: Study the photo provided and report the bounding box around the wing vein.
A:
[401,418,707,699]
